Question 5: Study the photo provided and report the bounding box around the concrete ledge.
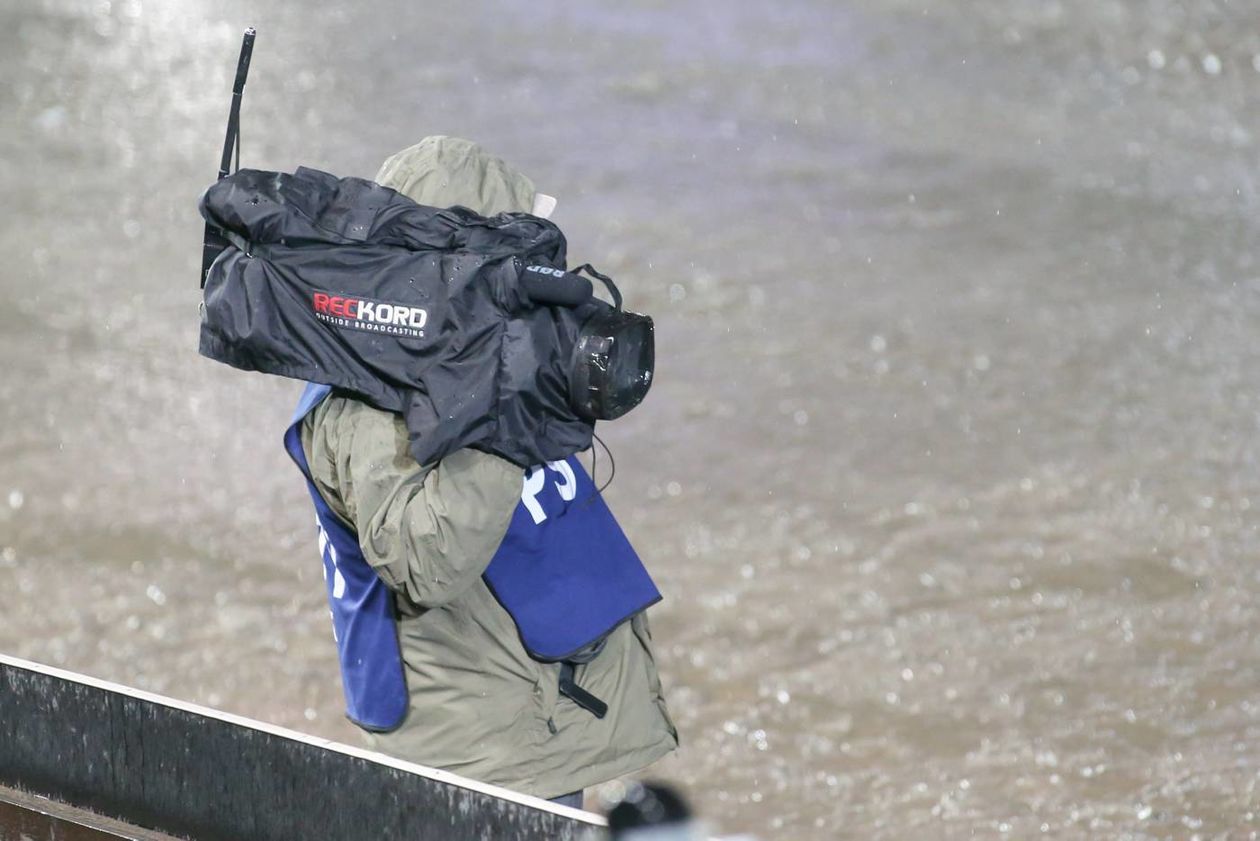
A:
[0,784,182,841]
[0,654,603,841]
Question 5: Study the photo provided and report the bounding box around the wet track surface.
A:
[3,1,1260,837]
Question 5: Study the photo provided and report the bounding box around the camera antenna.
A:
[201,27,256,287]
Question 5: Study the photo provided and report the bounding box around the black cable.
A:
[593,432,616,494]
[589,432,598,488]
[578,433,617,509]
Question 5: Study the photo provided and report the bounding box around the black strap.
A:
[558,662,608,719]
[572,263,622,311]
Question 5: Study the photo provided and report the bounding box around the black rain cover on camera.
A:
[199,166,596,467]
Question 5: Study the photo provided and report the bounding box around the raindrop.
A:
[1147,50,1166,70]
[34,107,68,133]
[1203,54,1222,75]
[8,490,24,510]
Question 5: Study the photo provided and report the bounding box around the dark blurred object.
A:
[606,781,698,840]
[603,781,762,840]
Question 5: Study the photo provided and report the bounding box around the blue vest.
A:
[285,383,409,731]
[284,383,661,729]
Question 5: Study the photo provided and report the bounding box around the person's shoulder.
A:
[307,392,521,481]
[306,392,408,457]
[311,392,402,430]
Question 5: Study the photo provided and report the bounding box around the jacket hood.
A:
[374,136,536,217]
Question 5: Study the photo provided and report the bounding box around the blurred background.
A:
[3,1,1260,837]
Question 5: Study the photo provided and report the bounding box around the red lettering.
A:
[313,292,330,313]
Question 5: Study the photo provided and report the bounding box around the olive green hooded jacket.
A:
[299,136,677,799]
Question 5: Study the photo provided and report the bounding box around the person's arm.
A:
[303,396,523,608]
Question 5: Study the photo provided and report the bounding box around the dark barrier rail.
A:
[0,655,602,841]
[0,784,181,840]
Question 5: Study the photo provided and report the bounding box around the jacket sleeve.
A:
[302,395,523,608]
